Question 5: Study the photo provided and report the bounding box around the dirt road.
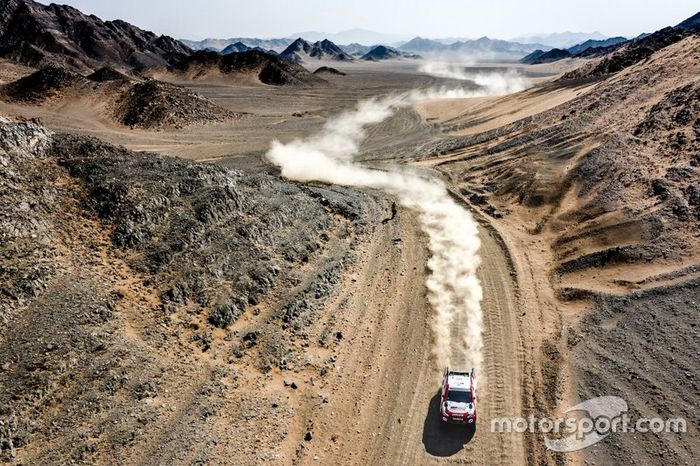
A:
[297,104,528,465]
[362,223,524,465]
[299,196,526,464]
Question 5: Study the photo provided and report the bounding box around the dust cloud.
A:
[266,79,523,372]
[419,61,530,94]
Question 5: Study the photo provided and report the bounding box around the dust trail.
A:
[266,83,517,372]
[419,61,530,94]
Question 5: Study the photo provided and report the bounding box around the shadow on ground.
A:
[422,391,476,457]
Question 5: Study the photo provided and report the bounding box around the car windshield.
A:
[447,389,472,403]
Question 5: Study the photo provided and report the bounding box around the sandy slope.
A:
[415,35,700,466]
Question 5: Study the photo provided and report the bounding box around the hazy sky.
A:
[38,0,699,40]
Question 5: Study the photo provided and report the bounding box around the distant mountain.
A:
[676,11,700,30]
[289,28,411,45]
[399,37,446,52]
[0,0,191,73]
[567,37,628,54]
[339,43,372,57]
[221,42,249,54]
[522,10,700,67]
[360,46,401,61]
[522,48,572,64]
[220,42,277,56]
[520,49,546,64]
[280,38,353,62]
[446,37,545,59]
[397,35,548,59]
[521,38,626,64]
[170,50,323,86]
[512,31,607,48]
[181,37,292,53]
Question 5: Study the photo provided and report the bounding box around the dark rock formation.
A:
[0,0,191,72]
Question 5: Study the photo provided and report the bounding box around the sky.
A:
[37,0,699,41]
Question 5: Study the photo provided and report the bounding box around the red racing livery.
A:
[439,367,477,425]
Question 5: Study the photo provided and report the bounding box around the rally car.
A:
[439,367,477,424]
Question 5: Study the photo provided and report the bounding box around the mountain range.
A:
[522,14,700,66]
[399,36,550,60]
[0,0,191,73]
[398,37,447,53]
[287,28,411,45]
[169,49,323,86]
[521,36,628,64]
[220,42,277,56]
[338,43,373,57]
[511,31,607,48]
[567,36,628,54]
[180,37,291,53]
[180,31,620,60]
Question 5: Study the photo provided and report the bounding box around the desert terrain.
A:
[0,57,545,465]
[1,1,699,465]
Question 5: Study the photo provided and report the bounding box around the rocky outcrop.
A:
[0,118,382,463]
[521,48,572,64]
[0,64,89,103]
[0,0,191,72]
[360,45,401,61]
[171,50,325,86]
[113,80,238,129]
[313,66,346,76]
[561,27,693,80]
[280,38,354,62]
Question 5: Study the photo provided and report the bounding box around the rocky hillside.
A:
[561,26,692,80]
[520,48,572,64]
[431,31,700,466]
[0,65,235,129]
[113,80,237,129]
[677,11,700,30]
[567,36,627,54]
[0,0,191,73]
[521,11,700,71]
[0,64,90,103]
[0,118,384,464]
[170,50,325,86]
[521,37,628,64]
[313,66,346,76]
[280,38,354,62]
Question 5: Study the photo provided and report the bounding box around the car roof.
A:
[447,371,472,390]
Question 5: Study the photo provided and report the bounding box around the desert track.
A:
[363,222,525,466]
[309,204,526,466]
[299,103,529,464]
[288,104,528,464]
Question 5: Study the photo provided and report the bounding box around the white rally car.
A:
[439,367,477,424]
